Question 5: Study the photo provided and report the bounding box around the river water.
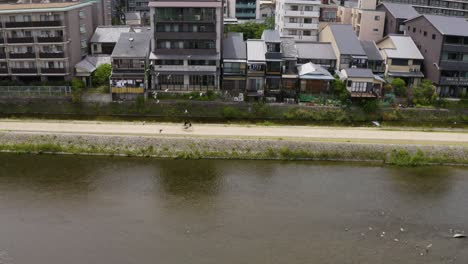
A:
[0,154,467,264]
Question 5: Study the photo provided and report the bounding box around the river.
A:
[0,154,467,264]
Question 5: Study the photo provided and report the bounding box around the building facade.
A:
[275,0,321,41]
[337,0,386,41]
[376,2,419,35]
[224,0,261,20]
[405,15,468,98]
[379,0,468,18]
[149,0,223,91]
[0,1,106,83]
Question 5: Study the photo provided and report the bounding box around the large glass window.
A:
[392,59,409,65]
[189,75,215,86]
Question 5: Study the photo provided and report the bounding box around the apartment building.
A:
[377,35,424,88]
[149,0,222,91]
[379,0,468,18]
[275,0,321,41]
[376,2,419,35]
[405,15,468,98]
[0,1,105,83]
[225,0,260,20]
[337,0,386,41]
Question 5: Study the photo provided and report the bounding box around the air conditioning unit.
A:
[194,15,201,21]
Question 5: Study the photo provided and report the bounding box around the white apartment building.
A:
[275,0,321,41]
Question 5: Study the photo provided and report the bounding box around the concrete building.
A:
[376,2,419,35]
[0,1,107,83]
[260,0,275,18]
[275,0,321,41]
[222,32,247,97]
[377,34,424,88]
[262,30,282,97]
[224,0,261,20]
[379,0,468,18]
[336,0,386,41]
[319,24,368,71]
[405,15,468,97]
[110,31,151,100]
[149,0,222,91]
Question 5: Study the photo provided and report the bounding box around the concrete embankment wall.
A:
[0,133,466,165]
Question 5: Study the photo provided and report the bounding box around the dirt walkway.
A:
[0,119,467,145]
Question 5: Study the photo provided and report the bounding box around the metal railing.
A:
[5,21,62,28]
[0,86,71,97]
[154,84,218,91]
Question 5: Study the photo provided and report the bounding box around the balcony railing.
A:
[11,68,37,74]
[439,60,468,70]
[5,21,62,28]
[154,84,218,91]
[37,36,64,43]
[0,38,4,44]
[9,52,36,59]
[7,37,34,43]
[235,3,257,8]
[0,68,8,73]
[443,43,468,53]
[41,68,66,74]
[39,52,65,58]
[0,53,5,59]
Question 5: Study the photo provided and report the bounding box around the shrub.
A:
[391,78,407,97]
[91,64,112,87]
[222,106,244,119]
[412,79,437,106]
[387,149,429,166]
[330,77,350,105]
[360,99,381,115]
[71,78,85,103]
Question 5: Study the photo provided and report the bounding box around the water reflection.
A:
[386,166,455,197]
[156,160,221,198]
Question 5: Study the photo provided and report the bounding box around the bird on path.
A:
[372,121,381,127]
[159,129,163,133]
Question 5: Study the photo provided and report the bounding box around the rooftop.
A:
[223,33,247,60]
[360,40,383,61]
[378,2,418,19]
[296,42,336,60]
[297,62,334,80]
[90,26,132,43]
[112,32,151,58]
[328,24,366,56]
[406,15,468,37]
[125,12,141,21]
[281,37,298,59]
[343,68,375,79]
[377,35,424,60]
[0,1,91,13]
[261,30,281,43]
[247,39,266,61]
[75,55,111,73]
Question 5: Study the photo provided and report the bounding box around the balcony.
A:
[0,68,8,74]
[439,60,468,70]
[153,65,217,72]
[39,52,65,58]
[235,3,257,8]
[154,48,217,55]
[7,37,34,44]
[41,68,66,74]
[442,43,468,53]
[0,53,5,59]
[285,0,321,4]
[284,10,320,17]
[0,38,4,44]
[5,21,62,28]
[284,22,318,30]
[439,76,468,86]
[11,68,37,74]
[155,16,215,23]
[156,32,216,40]
[37,36,64,43]
[9,52,36,59]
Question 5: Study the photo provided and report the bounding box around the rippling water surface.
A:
[0,154,467,264]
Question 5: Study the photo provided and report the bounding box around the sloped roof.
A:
[343,68,375,78]
[90,26,131,43]
[296,42,336,60]
[247,39,266,61]
[406,15,468,37]
[112,32,151,58]
[329,24,366,56]
[261,30,281,43]
[360,40,383,61]
[75,55,111,73]
[378,35,424,60]
[297,62,334,80]
[378,3,418,19]
[281,37,298,59]
[125,12,141,21]
[223,33,247,60]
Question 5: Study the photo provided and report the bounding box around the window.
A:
[350,81,368,92]
[291,5,298,11]
[392,59,409,65]
[289,29,297,36]
[159,74,184,85]
[79,11,85,19]
[374,16,380,20]
[413,27,416,33]
[80,39,87,49]
[407,26,410,31]
[303,30,311,36]
[304,18,312,23]
[373,28,379,32]
[304,6,312,11]
[155,60,183,65]
[423,31,427,36]
[432,34,436,40]
[53,14,60,21]
[80,25,86,33]
[189,75,215,86]
[188,60,216,66]
[289,17,298,23]
[9,16,15,22]
[23,15,31,22]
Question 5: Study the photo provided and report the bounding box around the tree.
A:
[92,64,112,87]
[264,16,275,30]
[391,78,407,97]
[330,77,350,105]
[226,21,267,40]
[71,78,85,103]
[412,79,437,106]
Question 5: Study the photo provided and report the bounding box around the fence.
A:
[0,86,72,97]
